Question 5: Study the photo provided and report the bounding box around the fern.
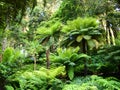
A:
[36,21,61,36]
[50,47,90,80]
[2,47,22,64]
[6,66,65,89]
[63,75,120,90]
[62,17,99,33]
[4,85,14,90]
[68,66,74,80]
[96,46,120,73]
[2,47,14,63]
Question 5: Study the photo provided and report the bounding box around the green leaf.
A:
[77,53,91,59]
[69,31,79,36]
[5,85,14,90]
[87,39,96,50]
[68,66,74,80]
[69,62,75,66]
[76,35,83,42]
[48,36,54,46]
[93,39,99,49]
[70,53,79,62]
[83,35,91,40]
[68,40,75,46]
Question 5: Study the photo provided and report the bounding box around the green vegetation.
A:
[0,0,120,90]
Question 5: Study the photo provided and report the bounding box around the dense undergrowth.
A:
[0,45,120,90]
[1,0,120,90]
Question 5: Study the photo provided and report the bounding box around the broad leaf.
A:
[87,39,96,50]
[93,39,99,49]
[83,35,91,40]
[76,35,83,42]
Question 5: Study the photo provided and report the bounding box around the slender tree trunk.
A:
[2,25,9,52]
[2,38,7,52]
[2,8,10,52]
[110,27,115,45]
[46,49,50,69]
[33,54,37,70]
[100,16,111,45]
[82,39,87,76]
[0,54,2,62]
[107,30,111,45]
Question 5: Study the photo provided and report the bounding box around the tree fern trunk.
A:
[46,49,50,69]
[33,54,37,70]
[82,39,87,76]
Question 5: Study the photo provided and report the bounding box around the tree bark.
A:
[82,39,87,76]
[110,27,115,45]
[46,49,50,69]
[33,54,37,70]
[107,30,111,45]
[2,38,7,52]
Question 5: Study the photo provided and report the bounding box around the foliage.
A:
[85,45,120,75]
[51,47,90,80]
[61,17,104,51]
[63,75,120,90]
[0,47,25,88]
[5,85,14,90]
[36,18,62,48]
[53,0,81,21]
[53,0,114,21]
[96,46,120,73]
[1,0,120,89]
[5,66,65,89]
[2,47,20,63]
[62,17,99,33]
[49,78,65,90]
[0,0,37,28]
[0,47,24,77]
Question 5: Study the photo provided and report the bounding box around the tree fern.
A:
[50,47,90,80]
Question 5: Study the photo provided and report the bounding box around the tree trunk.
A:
[33,54,37,70]
[82,39,87,76]
[46,49,50,69]
[110,27,115,45]
[107,30,111,45]
[0,54,2,62]
[2,38,7,52]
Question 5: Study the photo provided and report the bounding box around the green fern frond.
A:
[63,75,120,90]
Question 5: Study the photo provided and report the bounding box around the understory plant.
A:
[0,47,24,88]
[50,47,90,80]
[63,75,120,90]
[96,45,120,74]
[5,66,65,90]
